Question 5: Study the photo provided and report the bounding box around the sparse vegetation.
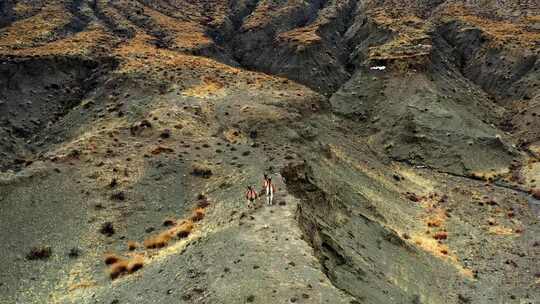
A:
[151,146,175,155]
[144,231,174,249]
[109,260,129,280]
[433,232,448,241]
[100,222,115,237]
[144,218,195,248]
[110,191,125,201]
[130,119,152,136]
[68,247,81,258]
[159,129,171,139]
[197,194,210,208]
[127,241,138,251]
[175,221,194,239]
[190,208,205,222]
[405,192,420,202]
[426,219,442,228]
[126,256,144,273]
[26,246,52,260]
[163,218,176,227]
[104,253,121,265]
[106,254,144,280]
[191,163,212,178]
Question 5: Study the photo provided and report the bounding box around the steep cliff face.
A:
[0,1,539,303]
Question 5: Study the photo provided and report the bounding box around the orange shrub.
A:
[433,231,448,240]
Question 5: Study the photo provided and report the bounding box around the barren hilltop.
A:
[0,1,539,303]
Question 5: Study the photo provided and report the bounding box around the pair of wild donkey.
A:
[245,174,276,208]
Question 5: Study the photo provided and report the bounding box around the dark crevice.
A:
[295,0,329,28]
[282,162,363,302]
[229,0,261,30]
[206,0,261,44]
[321,0,361,72]
[197,0,365,95]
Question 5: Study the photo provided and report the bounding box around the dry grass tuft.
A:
[405,192,421,202]
[104,253,121,265]
[127,241,138,251]
[109,260,129,280]
[190,208,206,222]
[433,231,448,240]
[163,218,176,227]
[104,201,207,280]
[191,163,213,178]
[151,146,175,155]
[106,254,144,279]
[175,220,194,239]
[26,246,52,260]
[197,195,210,208]
[127,256,144,273]
[99,222,115,236]
[143,231,173,249]
[144,218,196,248]
[426,218,442,228]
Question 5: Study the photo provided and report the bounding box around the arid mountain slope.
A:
[0,1,539,304]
